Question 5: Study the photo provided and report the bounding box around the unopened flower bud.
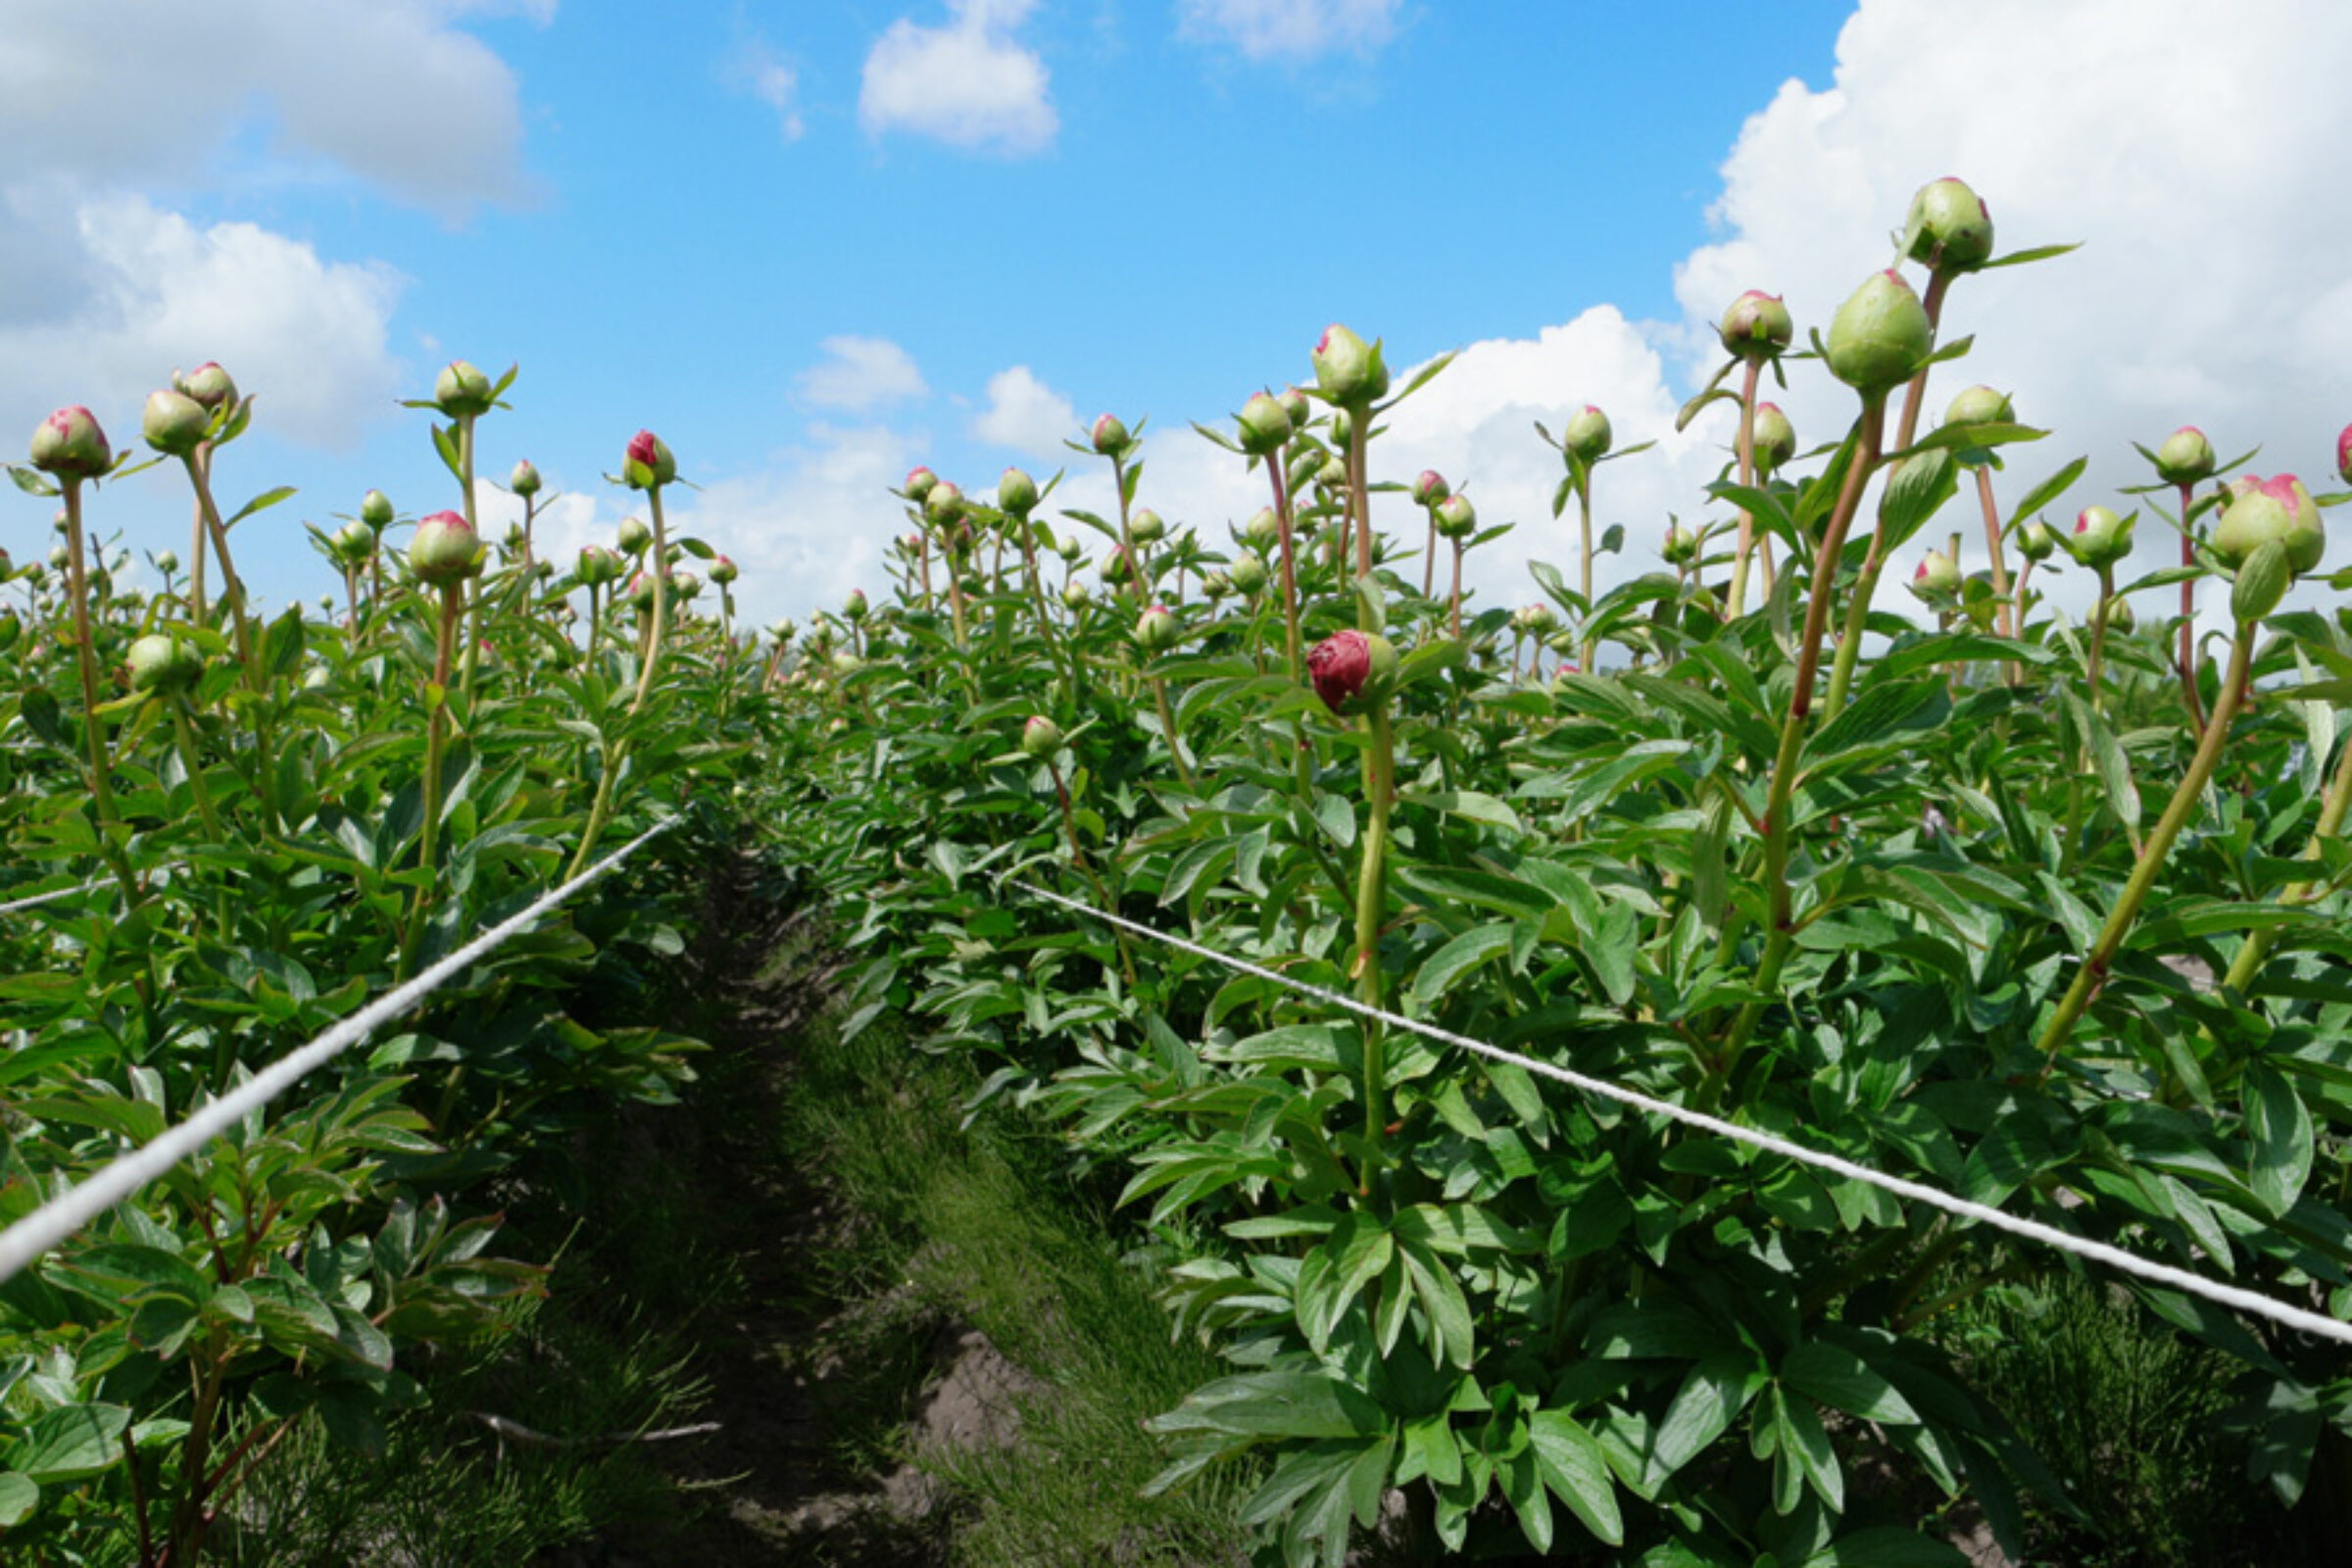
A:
[1244,507,1282,553]
[1909,549,1962,604]
[1433,493,1478,540]
[1717,291,1793,360]
[844,588,869,620]
[1021,714,1063,758]
[155,550,179,574]
[1280,386,1312,428]
[174,361,238,410]
[577,544,621,586]
[1329,408,1355,453]
[1316,454,1348,491]
[617,515,653,555]
[1826,270,1933,395]
[48,545,70,571]
[2108,597,2136,634]
[1129,508,1166,544]
[924,480,964,528]
[142,389,211,457]
[1562,405,1612,465]
[2147,425,2217,486]
[1057,534,1084,564]
[1062,580,1093,610]
[623,428,675,489]
[1412,469,1450,507]
[1515,603,1559,637]
[2018,520,2056,563]
[999,466,1039,515]
[1905,177,1995,272]
[1312,324,1389,408]
[1663,524,1698,566]
[126,633,205,696]
[1091,413,1130,455]
[1751,403,1797,472]
[1101,549,1132,585]
[409,511,481,587]
[2069,505,2133,568]
[434,360,495,418]
[0,612,19,651]
[671,570,702,602]
[1237,391,1292,456]
[29,406,111,481]
[1944,385,2014,427]
[510,459,542,497]
[362,489,395,530]
[1305,628,1398,716]
[905,466,938,502]
[2212,474,2324,575]
[332,521,375,565]
[708,555,738,585]
[1201,571,1232,601]
[1135,603,1179,653]
[2338,422,2352,488]
[1230,551,1269,594]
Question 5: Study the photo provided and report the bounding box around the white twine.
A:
[0,878,107,915]
[1009,880,2352,1348]
[0,820,674,1285]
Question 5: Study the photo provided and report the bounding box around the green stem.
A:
[628,486,670,716]
[1576,476,1595,670]
[1346,408,1373,597]
[398,587,466,981]
[2218,714,2352,1001]
[1150,672,1197,791]
[2034,623,2256,1074]
[1267,448,1304,685]
[458,416,482,706]
[59,481,121,834]
[1726,359,1762,620]
[171,704,224,843]
[181,450,279,830]
[1354,703,1396,1193]
[2178,480,2205,729]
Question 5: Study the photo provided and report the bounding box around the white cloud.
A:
[0,195,405,451]
[859,0,1058,155]
[736,40,808,140]
[1670,0,2352,628]
[971,365,1078,457]
[0,0,536,217]
[1177,0,1400,60]
[797,336,931,413]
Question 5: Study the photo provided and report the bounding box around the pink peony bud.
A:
[844,587,869,620]
[409,511,481,587]
[1412,469,1450,507]
[904,466,938,502]
[510,459,542,498]
[1717,291,1793,359]
[2212,474,2324,575]
[2069,505,2132,568]
[710,555,739,585]
[1091,413,1130,455]
[924,480,965,528]
[1134,603,1179,653]
[623,428,675,489]
[29,406,111,481]
[2337,423,2352,488]
[1909,549,1961,603]
[1021,714,1063,758]
[1305,628,1398,716]
[173,361,238,410]
[1433,493,1478,540]
[1312,323,1389,408]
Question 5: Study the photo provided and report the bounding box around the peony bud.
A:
[1909,549,1962,604]
[1243,507,1282,553]
[1229,551,1269,594]
[1021,714,1063,758]
[142,389,211,457]
[29,406,111,481]
[1826,270,1933,394]
[1412,469,1450,507]
[434,360,495,418]
[154,550,179,574]
[1662,524,1698,566]
[2018,520,2056,563]
[1091,413,1130,455]
[1717,291,1793,360]
[1514,603,1559,637]
[2152,426,2217,486]
[125,633,204,697]
[1751,403,1797,473]
[1562,405,1612,465]
[1329,408,1355,454]
[844,588,869,620]
[1433,493,1478,540]
[2069,505,2133,568]
[1237,391,1293,456]
[2212,474,2325,575]
[1129,508,1166,545]
[362,489,395,530]
[577,545,622,586]
[2108,597,2136,634]
[174,361,238,410]
[0,612,18,651]
[1057,534,1084,564]
[671,570,703,602]
[1279,386,1312,429]
[409,511,481,587]
[710,555,739,585]
[2232,539,2293,622]
[1305,628,1398,716]
[623,428,676,489]
[1311,324,1389,408]
[924,480,964,528]
[332,521,375,565]
[2338,423,2352,488]
[48,545,69,571]
[905,466,939,502]
[1061,580,1093,610]
[999,466,1039,515]
[510,459,542,498]
[1944,385,2014,427]
[1905,177,1995,272]
[617,515,653,556]
[1134,603,1179,654]
[1101,549,1133,585]
[1201,570,1233,601]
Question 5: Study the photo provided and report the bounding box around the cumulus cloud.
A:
[971,365,1078,457]
[797,336,931,412]
[859,0,1058,155]
[1177,0,1401,60]
[734,39,808,140]
[0,195,405,451]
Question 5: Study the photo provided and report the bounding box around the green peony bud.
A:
[844,588,869,621]
[1514,603,1559,637]
[1751,402,1797,473]
[1280,386,1312,429]
[29,406,111,481]
[1229,551,1269,594]
[410,511,482,587]
[2018,520,2056,563]
[1944,385,2014,427]
[1905,177,1995,272]
[1662,524,1698,566]
[999,466,1039,515]
[2211,474,2324,575]
[1311,324,1389,408]
[617,515,653,556]
[434,360,495,418]
[1237,391,1293,456]
[924,480,964,528]
[1909,549,1962,604]
[331,521,375,565]
[709,555,739,585]
[362,489,395,530]
[154,550,179,574]
[1562,405,1612,465]
[1826,270,1933,394]
[2068,505,2133,569]
[1717,291,1793,360]
[125,633,205,696]
[1021,714,1063,758]
[2231,539,2293,622]
[1243,507,1282,553]
[1061,580,1093,610]
[2153,426,2218,486]
[1134,603,1179,654]
[1433,493,1478,540]
[510,459,542,498]
[142,389,212,457]
[173,361,239,410]
[1129,508,1166,545]
[1091,413,1130,455]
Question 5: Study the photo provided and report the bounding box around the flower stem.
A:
[2217,713,2352,1004]
[399,585,466,980]
[1266,449,1304,685]
[2034,621,2256,1076]
[2177,479,2205,729]
[1726,360,1763,619]
[1354,703,1396,1192]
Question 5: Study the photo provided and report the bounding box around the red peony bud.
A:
[623,428,675,489]
[29,406,111,481]
[1306,628,1398,716]
[1411,469,1450,507]
[174,361,239,410]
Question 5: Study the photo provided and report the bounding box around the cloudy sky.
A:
[15,0,2352,636]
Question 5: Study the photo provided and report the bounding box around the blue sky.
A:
[13,1,2352,634]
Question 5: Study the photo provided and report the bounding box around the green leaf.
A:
[1799,1526,1969,1567]
[1399,788,1524,834]
[2242,1063,2316,1217]
[1411,922,1514,1005]
[9,1403,129,1484]
[1313,793,1357,850]
[1643,1351,1761,1489]
[1782,1342,1920,1426]
[1529,1409,1624,1544]
[0,1472,36,1526]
